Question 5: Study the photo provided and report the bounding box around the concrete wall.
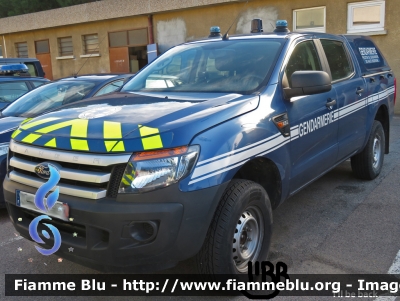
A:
[0,0,398,110]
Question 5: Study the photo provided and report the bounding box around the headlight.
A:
[0,142,9,156]
[118,145,200,193]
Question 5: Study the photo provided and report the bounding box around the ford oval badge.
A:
[34,163,60,179]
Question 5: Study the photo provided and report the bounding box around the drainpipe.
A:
[148,15,154,44]
[2,35,7,58]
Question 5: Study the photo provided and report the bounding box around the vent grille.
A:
[107,165,126,198]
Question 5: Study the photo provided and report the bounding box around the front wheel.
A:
[351,120,385,180]
[195,180,273,274]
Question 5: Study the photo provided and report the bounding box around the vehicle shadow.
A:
[0,207,10,224]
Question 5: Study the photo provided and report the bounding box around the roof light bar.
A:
[0,64,29,75]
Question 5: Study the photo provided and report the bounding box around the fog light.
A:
[122,221,158,243]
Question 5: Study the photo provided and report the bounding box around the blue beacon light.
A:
[0,64,29,74]
[274,20,290,33]
[209,26,222,38]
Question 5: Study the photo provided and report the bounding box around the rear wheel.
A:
[351,120,385,180]
[195,179,273,274]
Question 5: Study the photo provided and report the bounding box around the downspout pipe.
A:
[2,35,7,58]
[148,15,154,44]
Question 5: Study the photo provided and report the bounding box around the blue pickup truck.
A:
[3,21,395,274]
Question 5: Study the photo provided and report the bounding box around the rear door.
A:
[283,39,339,193]
[319,38,367,161]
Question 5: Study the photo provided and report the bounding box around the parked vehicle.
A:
[0,64,49,110]
[0,74,132,207]
[0,58,45,77]
[3,21,395,273]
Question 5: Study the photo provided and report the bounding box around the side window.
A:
[0,82,29,103]
[95,80,125,96]
[285,41,322,87]
[349,38,386,72]
[31,81,47,88]
[24,63,38,77]
[320,39,353,81]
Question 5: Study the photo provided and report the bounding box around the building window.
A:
[35,40,50,54]
[82,34,99,54]
[128,29,148,46]
[347,1,385,34]
[293,7,326,33]
[109,31,127,48]
[58,36,73,57]
[109,28,148,48]
[16,42,28,58]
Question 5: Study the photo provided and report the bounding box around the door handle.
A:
[370,77,376,83]
[388,73,393,78]
[356,87,364,95]
[326,99,336,109]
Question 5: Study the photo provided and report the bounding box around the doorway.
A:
[128,46,147,73]
[35,40,53,80]
[108,28,149,74]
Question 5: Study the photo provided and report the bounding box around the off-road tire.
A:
[195,179,273,274]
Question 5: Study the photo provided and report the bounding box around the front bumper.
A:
[0,154,7,207]
[4,176,228,272]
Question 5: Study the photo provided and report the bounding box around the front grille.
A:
[14,152,109,173]
[8,140,131,200]
[13,167,108,190]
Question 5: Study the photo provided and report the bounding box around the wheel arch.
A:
[232,157,282,209]
[374,104,390,154]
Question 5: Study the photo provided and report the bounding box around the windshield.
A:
[2,80,96,117]
[121,39,284,94]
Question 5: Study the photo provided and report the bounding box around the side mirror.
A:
[283,71,331,100]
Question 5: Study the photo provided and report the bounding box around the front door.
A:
[109,47,129,73]
[283,40,339,193]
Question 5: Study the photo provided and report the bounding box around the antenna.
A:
[222,0,249,40]
[74,34,108,77]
